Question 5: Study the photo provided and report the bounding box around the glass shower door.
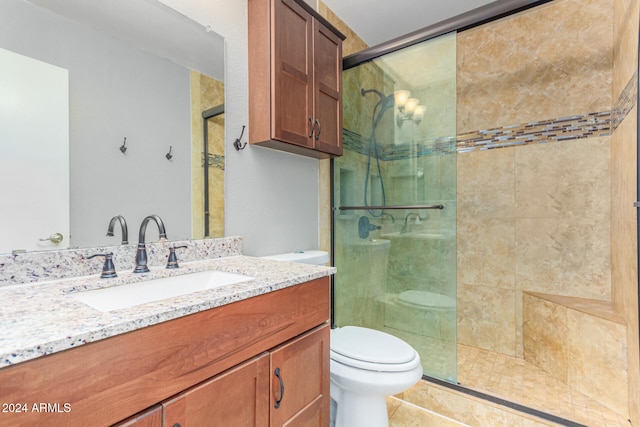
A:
[332,32,457,382]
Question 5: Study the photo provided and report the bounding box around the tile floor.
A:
[456,344,631,427]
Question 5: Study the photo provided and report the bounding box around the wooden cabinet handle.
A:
[314,118,321,140]
[274,367,285,409]
[308,116,315,138]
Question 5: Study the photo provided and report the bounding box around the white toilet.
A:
[262,250,423,427]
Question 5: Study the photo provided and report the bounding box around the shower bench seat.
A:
[523,291,628,417]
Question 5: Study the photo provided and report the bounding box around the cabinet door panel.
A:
[270,324,330,426]
[273,0,314,148]
[163,354,269,427]
[313,23,342,156]
[113,406,162,427]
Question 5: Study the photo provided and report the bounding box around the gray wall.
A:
[159,0,321,257]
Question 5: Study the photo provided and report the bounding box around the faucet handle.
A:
[87,252,117,278]
[166,245,188,269]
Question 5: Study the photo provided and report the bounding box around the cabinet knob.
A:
[173,424,181,427]
[308,116,315,138]
[314,118,321,140]
[274,367,285,409]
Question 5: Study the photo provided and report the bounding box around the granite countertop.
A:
[0,255,335,368]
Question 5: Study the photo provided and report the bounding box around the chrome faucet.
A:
[106,215,128,245]
[133,214,167,273]
[402,212,422,233]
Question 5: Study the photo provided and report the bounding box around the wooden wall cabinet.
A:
[249,0,345,159]
[0,278,330,427]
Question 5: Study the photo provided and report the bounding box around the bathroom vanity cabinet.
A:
[0,278,330,427]
[248,0,344,159]
[118,325,329,427]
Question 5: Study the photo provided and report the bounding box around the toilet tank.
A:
[261,250,329,265]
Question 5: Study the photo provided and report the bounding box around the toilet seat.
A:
[330,326,420,372]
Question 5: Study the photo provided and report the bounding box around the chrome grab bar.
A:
[337,204,444,211]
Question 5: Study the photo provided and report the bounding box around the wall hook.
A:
[165,146,173,160]
[119,137,127,154]
[233,125,247,151]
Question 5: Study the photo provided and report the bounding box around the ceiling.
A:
[321,0,497,47]
[25,0,225,81]
[25,0,503,83]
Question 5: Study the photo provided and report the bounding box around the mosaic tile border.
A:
[343,129,457,159]
[456,111,611,153]
[612,70,638,131]
[203,153,225,170]
[344,73,637,159]
[344,110,611,159]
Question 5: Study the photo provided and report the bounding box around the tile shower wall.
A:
[456,0,613,135]
[456,0,614,358]
[612,0,640,423]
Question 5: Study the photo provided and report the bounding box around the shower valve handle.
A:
[358,216,381,239]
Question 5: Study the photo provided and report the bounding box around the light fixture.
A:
[394,90,410,111]
[412,105,426,124]
[394,91,425,126]
[405,98,419,114]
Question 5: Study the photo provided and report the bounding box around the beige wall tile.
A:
[457,147,515,220]
[458,285,516,355]
[567,309,629,416]
[457,133,612,356]
[457,0,613,133]
[515,218,611,299]
[514,138,610,220]
[613,0,639,97]
[612,106,637,224]
[457,218,516,290]
[522,294,569,383]
[612,217,638,315]
[628,301,640,425]
[612,0,639,422]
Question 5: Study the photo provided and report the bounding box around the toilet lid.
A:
[331,326,416,365]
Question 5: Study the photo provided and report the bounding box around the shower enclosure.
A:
[332,32,458,382]
[332,1,635,424]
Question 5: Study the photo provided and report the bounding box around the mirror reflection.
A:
[0,0,225,254]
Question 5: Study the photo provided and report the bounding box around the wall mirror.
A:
[0,0,225,254]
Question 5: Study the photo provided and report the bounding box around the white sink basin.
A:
[71,270,254,312]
